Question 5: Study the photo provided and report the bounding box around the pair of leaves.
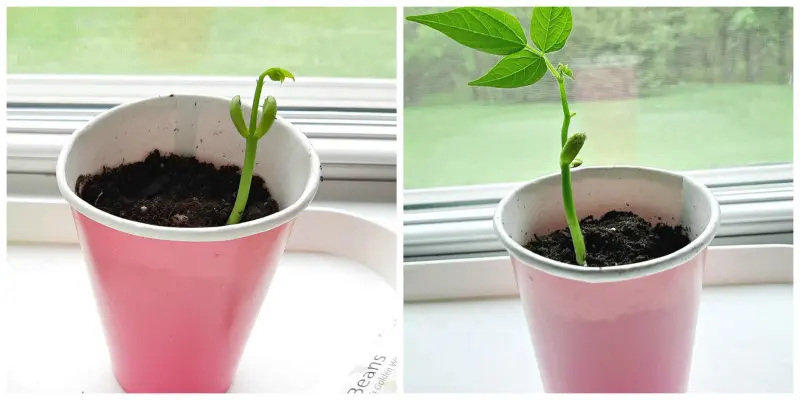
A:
[229,67,293,140]
[230,95,278,140]
[406,7,572,55]
[407,7,572,88]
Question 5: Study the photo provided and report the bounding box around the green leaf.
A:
[265,67,295,84]
[560,132,586,166]
[229,95,249,138]
[406,7,527,55]
[254,96,278,139]
[530,7,572,53]
[468,49,547,88]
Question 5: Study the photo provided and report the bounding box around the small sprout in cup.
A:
[407,6,587,265]
[227,67,295,225]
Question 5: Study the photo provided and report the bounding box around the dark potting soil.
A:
[524,210,690,267]
[76,150,279,228]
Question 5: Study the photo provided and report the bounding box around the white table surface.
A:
[404,285,793,393]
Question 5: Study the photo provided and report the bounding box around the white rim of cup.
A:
[493,166,721,283]
[56,94,321,242]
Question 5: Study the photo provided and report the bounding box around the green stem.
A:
[227,137,258,225]
[543,56,560,78]
[538,47,584,265]
[529,45,570,146]
[560,163,586,265]
[249,71,270,135]
[557,77,570,147]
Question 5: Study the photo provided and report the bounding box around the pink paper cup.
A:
[494,166,720,393]
[56,95,320,393]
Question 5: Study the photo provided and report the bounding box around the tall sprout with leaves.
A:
[407,7,587,265]
[227,67,295,225]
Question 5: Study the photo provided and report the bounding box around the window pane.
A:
[8,7,396,78]
[404,7,793,189]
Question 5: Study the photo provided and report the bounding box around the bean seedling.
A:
[227,67,295,225]
[407,7,587,265]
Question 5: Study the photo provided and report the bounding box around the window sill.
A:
[404,164,793,261]
[6,203,398,393]
[8,74,397,110]
[405,245,792,301]
[403,283,792,393]
[403,245,793,392]
[6,73,399,212]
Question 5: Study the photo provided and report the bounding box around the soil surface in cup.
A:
[76,150,279,228]
[525,210,690,267]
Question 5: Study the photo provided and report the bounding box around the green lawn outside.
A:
[7,7,396,78]
[404,84,793,189]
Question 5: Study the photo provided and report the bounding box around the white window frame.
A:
[8,74,397,110]
[6,74,398,243]
[403,164,794,300]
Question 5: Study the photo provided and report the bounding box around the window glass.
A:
[8,7,396,78]
[404,7,793,189]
